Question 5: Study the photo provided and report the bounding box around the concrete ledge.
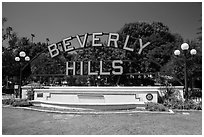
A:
[30,100,145,111]
[172,109,202,112]
[2,105,175,115]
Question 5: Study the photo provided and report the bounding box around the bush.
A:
[12,99,32,107]
[2,98,32,107]
[145,102,169,111]
[163,99,202,110]
[27,88,34,100]
[183,100,202,110]
[194,101,202,110]
[163,98,184,109]
[183,100,195,110]
[2,98,15,105]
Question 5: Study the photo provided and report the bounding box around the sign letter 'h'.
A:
[66,62,76,75]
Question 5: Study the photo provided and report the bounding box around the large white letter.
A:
[76,33,88,48]
[88,61,97,75]
[92,32,103,47]
[48,43,59,58]
[66,61,76,75]
[138,39,150,54]
[80,61,83,75]
[123,35,134,52]
[63,37,74,52]
[107,33,119,48]
[56,41,64,51]
[100,61,110,75]
[112,60,123,75]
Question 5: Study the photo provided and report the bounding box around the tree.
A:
[160,39,202,89]
[2,18,51,86]
[2,17,7,26]
[2,17,7,41]
[2,18,39,86]
[50,22,183,86]
[118,22,176,71]
[197,17,202,42]
[46,38,49,45]
[73,42,126,86]
[160,15,202,88]
[6,26,13,40]
[117,22,180,85]
[31,34,35,43]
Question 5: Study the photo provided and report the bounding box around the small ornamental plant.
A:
[145,102,169,112]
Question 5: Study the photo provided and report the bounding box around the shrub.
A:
[194,101,202,110]
[12,99,32,107]
[183,100,202,110]
[163,99,202,110]
[183,100,196,110]
[2,98,15,105]
[145,102,168,111]
[163,98,184,109]
[2,98,32,107]
[171,99,184,109]
[27,88,34,100]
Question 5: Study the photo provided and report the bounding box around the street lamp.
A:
[174,43,197,100]
[95,71,101,86]
[97,75,101,86]
[15,51,30,98]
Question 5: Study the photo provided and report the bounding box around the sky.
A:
[2,2,202,44]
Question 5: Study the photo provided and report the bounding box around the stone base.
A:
[31,100,145,111]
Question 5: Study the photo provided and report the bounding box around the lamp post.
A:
[15,51,30,98]
[97,75,101,86]
[174,43,197,100]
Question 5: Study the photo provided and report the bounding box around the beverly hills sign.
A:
[48,32,151,76]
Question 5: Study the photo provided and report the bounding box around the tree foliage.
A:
[118,22,177,73]
[2,17,48,85]
[68,22,182,86]
[2,18,202,87]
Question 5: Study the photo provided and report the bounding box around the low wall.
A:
[34,86,159,103]
[28,86,184,110]
[21,85,50,99]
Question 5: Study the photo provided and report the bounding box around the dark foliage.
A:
[145,102,169,111]
[2,99,32,107]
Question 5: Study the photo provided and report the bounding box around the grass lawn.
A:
[2,107,202,135]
